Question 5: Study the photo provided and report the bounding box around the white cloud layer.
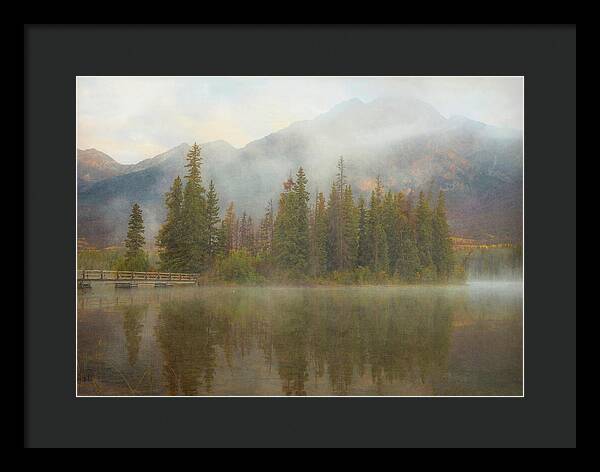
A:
[77,76,524,164]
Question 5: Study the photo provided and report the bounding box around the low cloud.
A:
[77,76,523,164]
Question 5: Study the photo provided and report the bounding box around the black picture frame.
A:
[24,25,576,448]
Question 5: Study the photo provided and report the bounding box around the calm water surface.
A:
[77,282,522,396]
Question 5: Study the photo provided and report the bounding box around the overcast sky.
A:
[77,76,523,165]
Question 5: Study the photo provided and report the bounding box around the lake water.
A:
[77,282,523,396]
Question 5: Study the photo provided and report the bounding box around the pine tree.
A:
[308,197,317,277]
[157,176,185,271]
[357,196,368,267]
[415,191,433,266]
[274,167,310,274]
[432,191,454,281]
[335,158,346,260]
[366,177,389,273]
[221,202,236,254]
[326,157,358,272]
[291,167,310,271]
[246,216,256,255]
[124,202,148,271]
[181,143,207,272]
[258,200,275,257]
[342,184,359,269]
[396,199,420,282]
[382,190,400,274]
[326,181,340,271]
[415,191,435,278]
[314,191,328,276]
[205,180,221,264]
[274,177,294,271]
[239,212,249,251]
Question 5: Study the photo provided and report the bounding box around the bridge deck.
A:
[77,269,199,283]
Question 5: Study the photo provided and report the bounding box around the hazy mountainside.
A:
[77,146,187,190]
[78,97,523,248]
[77,149,128,190]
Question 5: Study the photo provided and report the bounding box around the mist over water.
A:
[77,282,523,396]
[463,246,523,282]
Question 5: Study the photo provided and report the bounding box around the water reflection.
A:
[123,305,146,367]
[156,303,218,395]
[153,289,455,396]
[77,284,522,396]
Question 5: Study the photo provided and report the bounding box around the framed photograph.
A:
[24,25,576,448]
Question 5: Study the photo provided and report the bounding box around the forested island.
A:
[78,143,516,285]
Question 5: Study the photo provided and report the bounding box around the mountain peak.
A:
[448,115,486,126]
[203,139,236,150]
[77,148,126,185]
[77,148,114,158]
[329,97,364,112]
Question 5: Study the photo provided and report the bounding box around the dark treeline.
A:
[126,143,459,283]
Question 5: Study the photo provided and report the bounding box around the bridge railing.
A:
[77,269,199,281]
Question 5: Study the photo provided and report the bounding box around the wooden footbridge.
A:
[77,269,199,288]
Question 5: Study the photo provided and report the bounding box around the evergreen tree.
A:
[274,179,293,270]
[157,176,185,271]
[258,200,275,257]
[342,184,359,269]
[396,203,420,282]
[124,202,148,271]
[366,177,389,273]
[309,203,317,275]
[432,191,454,280]
[246,216,256,255]
[221,202,236,254]
[291,167,310,271]
[326,181,340,271]
[356,196,368,267]
[205,180,221,264]
[239,212,249,251]
[335,158,346,267]
[415,191,435,273]
[314,191,328,276]
[326,157,358,272]
[382,190,400,273]
[237,212,256,254]
[274,167,310,274]
[181,143,207,272]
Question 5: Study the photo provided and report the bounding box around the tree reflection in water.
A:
[122,305,146,367]
[154,288,455,396]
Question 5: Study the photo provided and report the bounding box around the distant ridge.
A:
[78,97,522,247]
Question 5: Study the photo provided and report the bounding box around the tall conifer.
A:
[181,143,207,272]
[157,176,184,270]
[432,191,454,280]
[367,177,389,273]
[357,196,369,268]
[124,202,147,271]
[415,191,434,271]
[205,180,221,263]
